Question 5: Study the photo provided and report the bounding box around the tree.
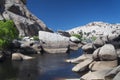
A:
[0,20,18,50]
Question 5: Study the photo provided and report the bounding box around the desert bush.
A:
[0,20,18,50]
[33,36,39,41]
[71,34,82,40]
[91,36,97,41]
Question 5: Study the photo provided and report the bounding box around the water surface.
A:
[0,49,83,80]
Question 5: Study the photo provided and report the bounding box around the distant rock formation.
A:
[0,0,52,36]
[68,22,120,39]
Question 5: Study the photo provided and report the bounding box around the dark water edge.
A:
[0,49,83,80]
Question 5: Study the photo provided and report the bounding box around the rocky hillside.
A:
[68,22,120,38]
[0,0,52,36]
[66,22,120,79]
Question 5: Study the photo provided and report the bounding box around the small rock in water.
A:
[12,53,34,61]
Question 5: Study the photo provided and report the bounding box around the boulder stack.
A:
[67,33,120,80]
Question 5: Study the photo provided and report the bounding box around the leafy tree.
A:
[0,20,18,50]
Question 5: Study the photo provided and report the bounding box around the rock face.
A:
[57,30,71,37]
[39,31,70,53]
[68,22,120,39]
[0,0,52,36]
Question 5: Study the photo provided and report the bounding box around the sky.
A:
[27,0,120,31]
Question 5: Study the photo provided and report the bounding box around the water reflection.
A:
[0,49,82,80]
[0,60,18,80]
[16,59,39,80]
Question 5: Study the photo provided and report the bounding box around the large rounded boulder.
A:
[108,34,119,41]
[99,44,117,61]
[39,31,70,53]
[70,36,81,43]
[82,43,95,54]
[93,37,105,48]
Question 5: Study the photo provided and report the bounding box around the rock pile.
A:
[0,38,42,61]
[0,30,82,61]
[66,33,120,80]
[38,31,83,53]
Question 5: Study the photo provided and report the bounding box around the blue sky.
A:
[27,0,120,31]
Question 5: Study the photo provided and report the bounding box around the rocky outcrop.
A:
[93,37,106,47]
[66,54,92,63]
[0,0,52,36]
[82,43,95,54]
[99,44,117,61]
[81,69,112,80]
[105,65,120,79]
[67,33,120,80]
[11,39,42,55]
[72,59,93,72]
[89,60,118,71]
[39,31,70,53]
[57,30,71,37]
[69,41,79,50]
[68,22,120,39]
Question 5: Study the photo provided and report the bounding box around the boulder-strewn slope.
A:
[66,30,120,80]
[0,0,52,36]
[68,22,120,38]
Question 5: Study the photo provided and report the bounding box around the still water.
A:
[0,49,83,80]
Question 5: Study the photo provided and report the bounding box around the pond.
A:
[0,49,83,80]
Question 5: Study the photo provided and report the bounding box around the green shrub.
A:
[33,36,39,41]
[91,36,97,41]
[81,37,87,41]
[0,20,18,50]
[71,34,82,40]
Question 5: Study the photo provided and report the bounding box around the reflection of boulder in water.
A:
[0,61,18,80]
[17,59,39,80]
